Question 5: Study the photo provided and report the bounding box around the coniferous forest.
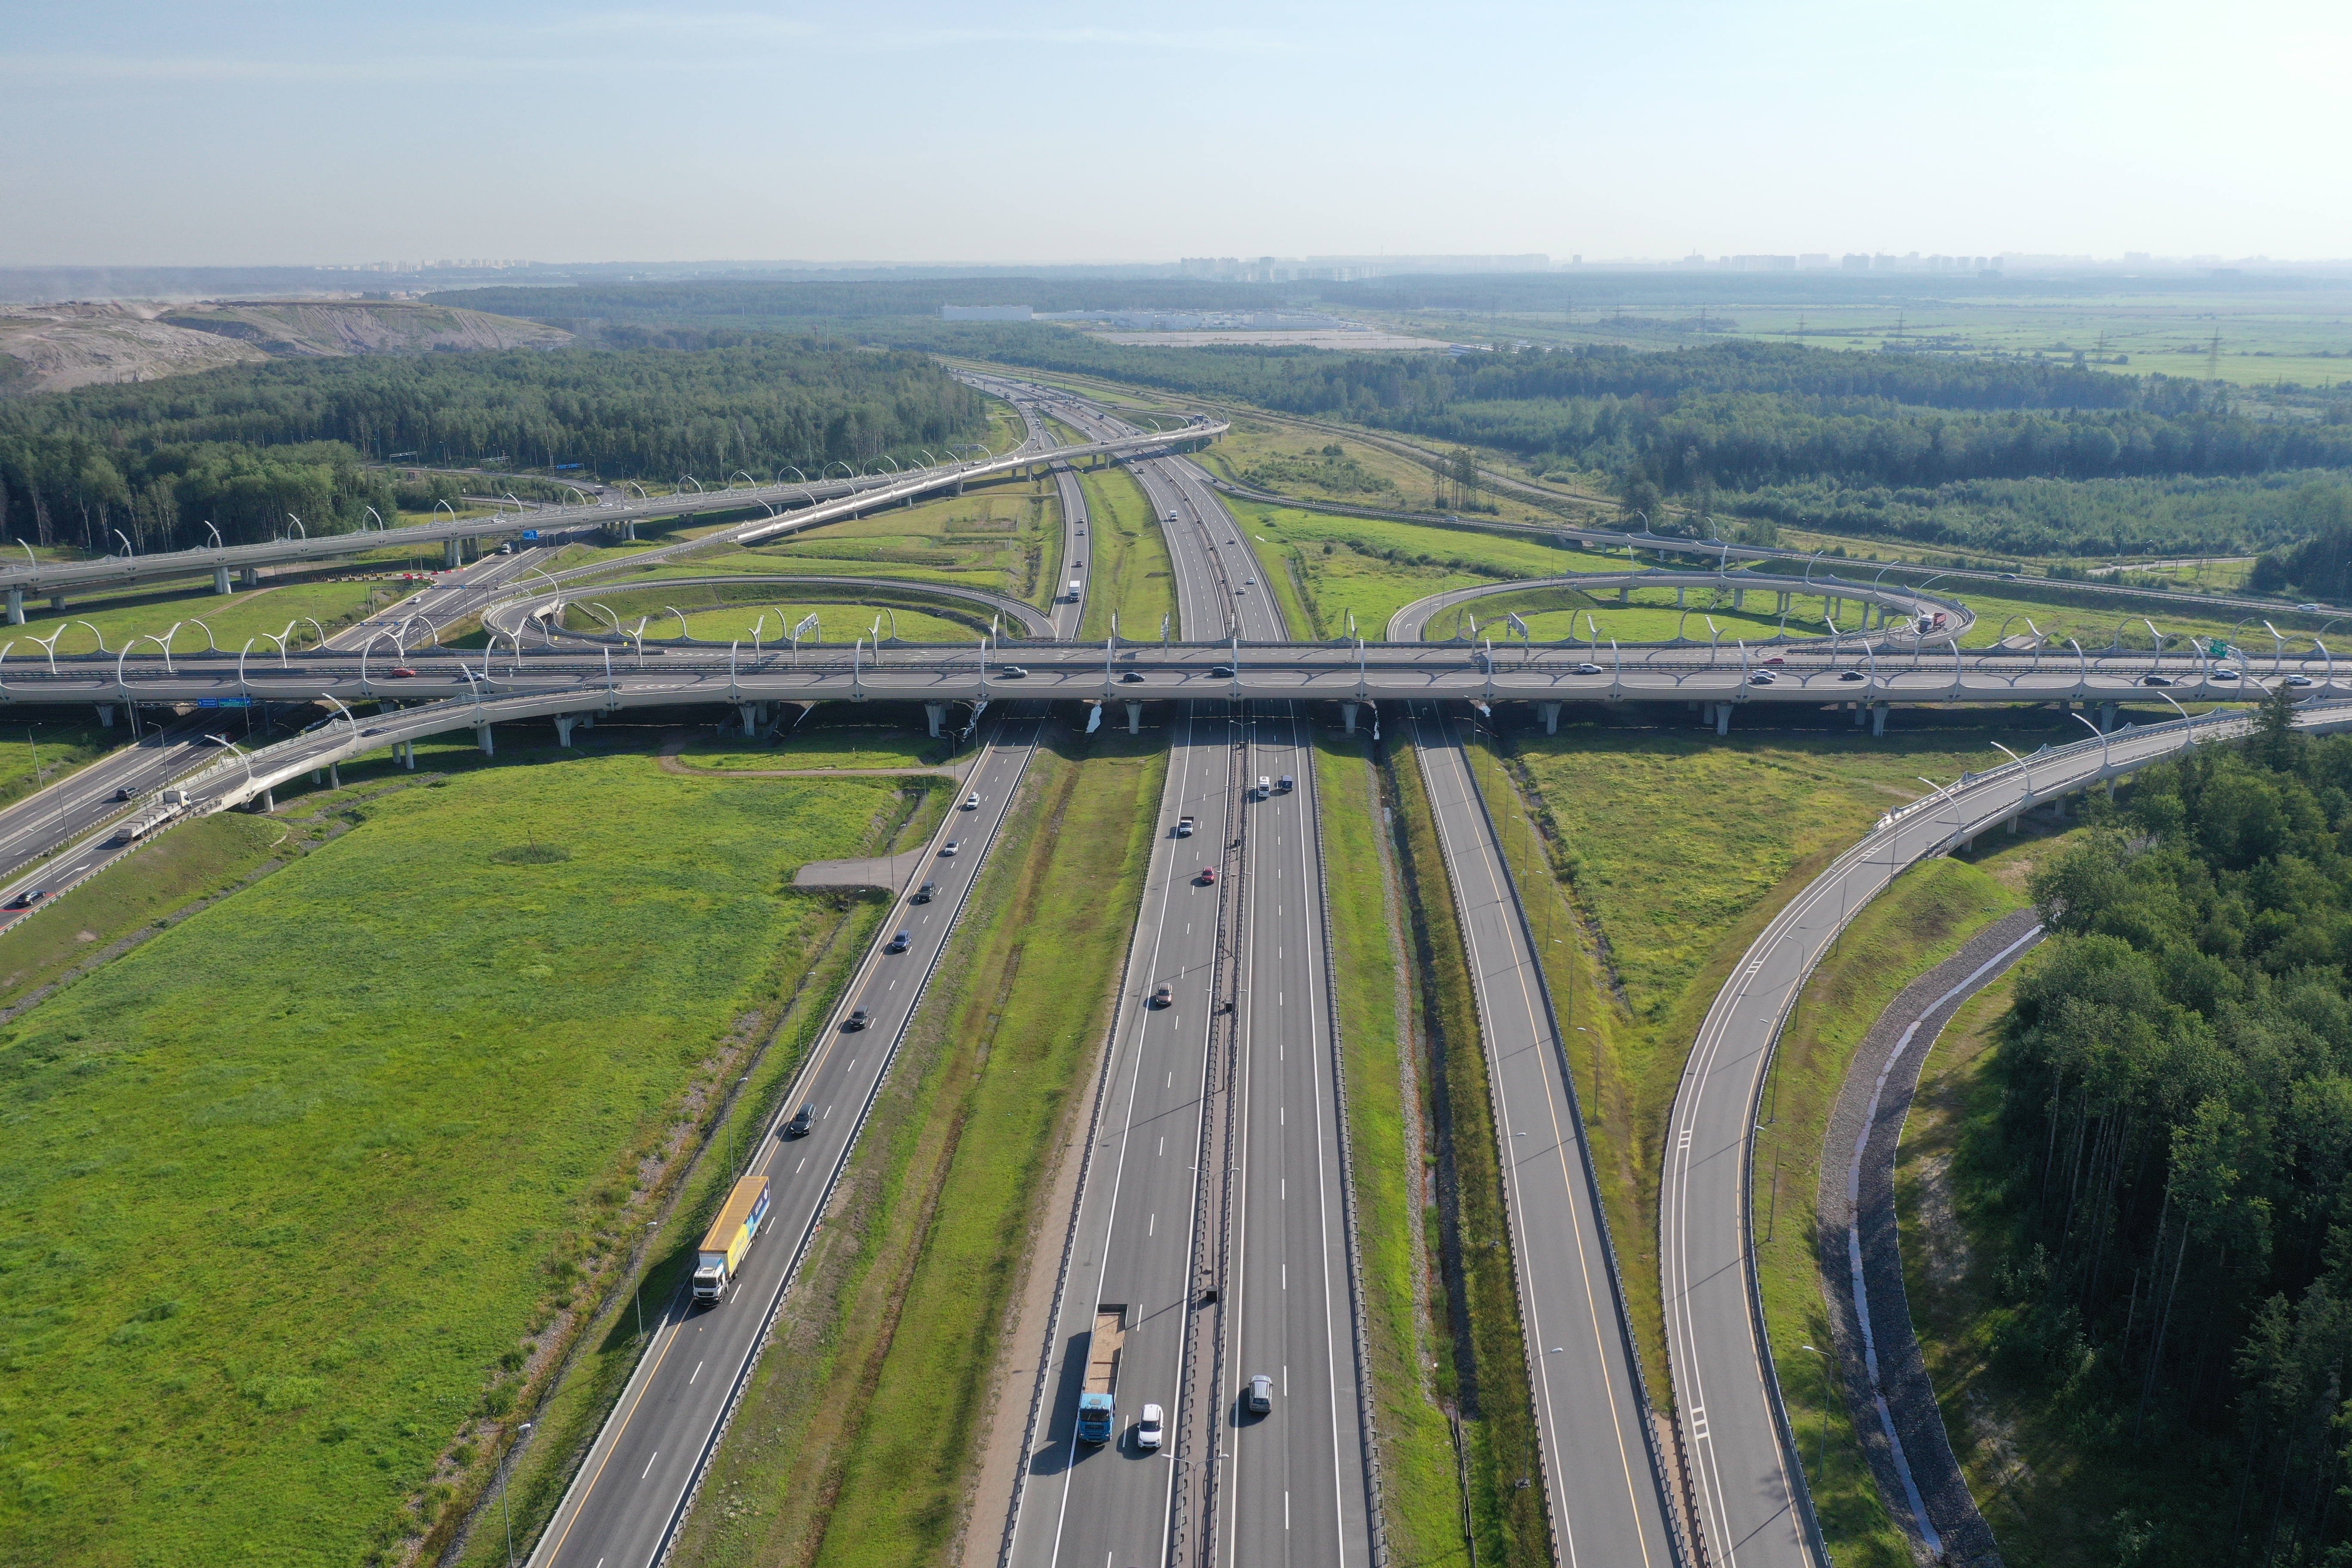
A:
[0,340,984,553]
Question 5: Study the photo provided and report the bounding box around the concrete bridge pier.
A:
[1732,588,1746,610]
[1125,700,1143,735]
[95,704,115,728]
[925,702,947,738]
[1853,701,1867,726]
[1871,703,1889,737]
[1617,587,1630,605]
[1776,591,1790,616]
[1341,701,1360,734]
[580,712,594,729]
[5,587,21,625]
[1715,703,1733,736]
[474,722,495,756]
[49,593,66,613]
[2099,701,2119,731]
[737,704,758,737]
[214,565,232,595]
[240,567,260,589]
[445,539,462,569]
[1538,702,1561,735]
[255,789,275,813]
[1675,585,1687,608]
[554,715,579,747]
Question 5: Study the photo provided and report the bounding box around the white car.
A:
[962,793,980,811]
[1136,1402,1164,1450]
[941,841,961,857]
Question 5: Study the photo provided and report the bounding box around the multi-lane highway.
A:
[527,714,1045,1568]
[1003,384,1375,1568]
[1410,704,1681,1568]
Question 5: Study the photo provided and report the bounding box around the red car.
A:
[387,666,419,678]
[1198,867,1218,885]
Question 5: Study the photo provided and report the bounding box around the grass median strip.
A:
[1076,465,1174,641]
[672,723,1164,1568]
[1316,732,1467,1564]
[0,747,912,1568]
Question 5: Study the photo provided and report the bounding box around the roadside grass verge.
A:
[1748,849,2034,1566]
[1474,705,2083,1410]
[676,707,964,772]
[559,576,996,643]
[0,747,914,1568]
[1222,502,1614,639]
[1316,732,1466,1564]
[12,578,396,656]
[0,812,289,1016]
[1442,582,1839,646]
[1384,736,1547,1568]
[671,721,1164,1568]
[1076,466,1175,641]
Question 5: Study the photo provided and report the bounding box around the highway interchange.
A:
[6,372,2349,1568]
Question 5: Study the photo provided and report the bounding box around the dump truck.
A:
[693,1172,772,1305]
[1075,1302,1127,1443]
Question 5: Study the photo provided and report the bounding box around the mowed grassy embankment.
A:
[673,720,1164,1568]
[1460,706,2079,1409]
[1075,465,1175,641]
[0,741,919,1568]
[1314,732,1471,1563]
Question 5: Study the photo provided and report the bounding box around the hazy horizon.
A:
[6,0,2346,268]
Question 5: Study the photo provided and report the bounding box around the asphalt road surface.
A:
[527,714,1044,1568]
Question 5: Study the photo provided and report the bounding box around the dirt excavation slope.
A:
[0,299,572,395]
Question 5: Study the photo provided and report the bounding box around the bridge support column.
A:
[1539,702,1560,735]
[1716,703,1733,737]
[328,762,340,789]
[925,702,946,738]
[1871,703,1889,737]
[95,704,114,728]
[445,539,462,569]
[257,788,274,814]
[1853,701,1867,726]
[2006,812,2020,833]
[474,723,494,756]
[2098,701,2118,731]
[1776,591,1790,616]
[1733,588,1746,610]
[240,567,260,589]
[1125,701,1143,735]
[738,704,757,737]
[1617,587,1629,605]
[1341,702,1360,734]
[554,715,578,747]
[1675,585,1687,608]
[214,565,232,595]
[5,587,20,625]
[49,593,66,613]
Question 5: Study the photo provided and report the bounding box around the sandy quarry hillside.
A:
[0,299,573,395]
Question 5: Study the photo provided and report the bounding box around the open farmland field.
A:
[0,745,920,1568]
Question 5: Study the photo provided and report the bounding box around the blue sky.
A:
[3,0,2345,266]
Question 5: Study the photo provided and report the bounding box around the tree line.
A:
[0,341,985,554]
[1995,697,2352,1557]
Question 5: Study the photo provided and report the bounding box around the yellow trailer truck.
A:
[693,1172,772,1305]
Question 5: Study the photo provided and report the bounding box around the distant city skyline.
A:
[5,0,2345,266]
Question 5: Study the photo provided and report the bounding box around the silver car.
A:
[1246,1373,1272,1415]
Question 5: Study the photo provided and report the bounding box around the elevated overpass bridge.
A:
[0,417,1224,622]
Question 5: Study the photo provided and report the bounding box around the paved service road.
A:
[1659,700,2352,1568]
[1411,704,1680,1568]
[528,714,1045,1568]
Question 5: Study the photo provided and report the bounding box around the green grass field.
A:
[676,708,957,772]
[1478,709,2090,1415]
[672,724,1164,1568]
[1746,850,2036,1565]
[1440,580,1840,646]
[1075,464,1176,641]
[5,579,398,660]
[685,475,1060,606]
[0,747,918,1568]
[1221,502,1617,640]
[1315,734,1470,1562]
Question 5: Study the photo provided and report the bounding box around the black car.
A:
[843,1007,871,1032]
[1838,670,1868,682]
[2141,674,2175,687]
[784,1103,814,1139]
[1119,670,1145,683]
[5,889,47,910]
[913,882,937,903]
[885,930,912,953]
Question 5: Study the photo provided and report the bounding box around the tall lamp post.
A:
[499,1421,536,1568]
